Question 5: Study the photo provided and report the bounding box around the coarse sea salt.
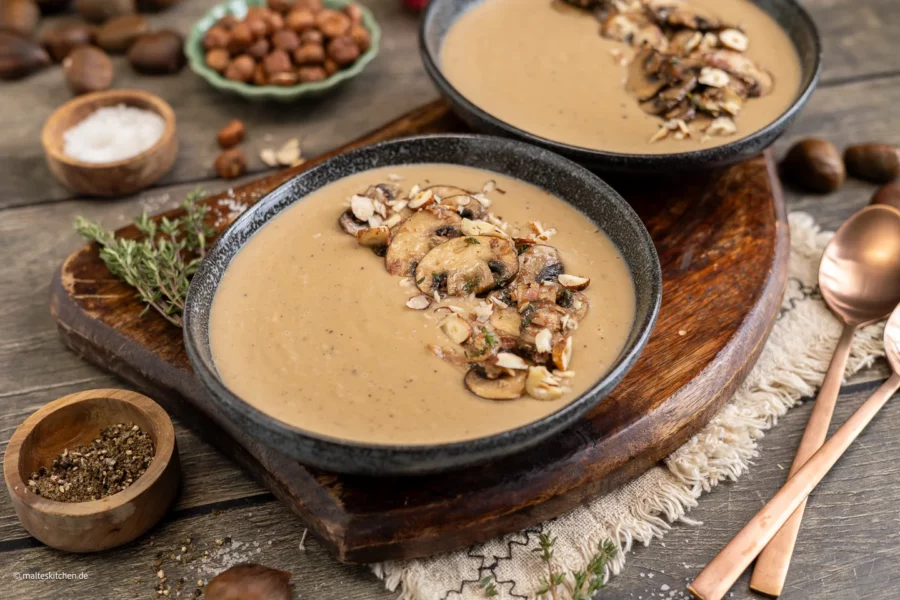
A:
[63,104,165,164]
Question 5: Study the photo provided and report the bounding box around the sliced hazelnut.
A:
[407,189,436,210]
[552,336,573,371]
[780,138,845,193]
[264,49,292,75]
[698,67,729,88]
[406,294,432,310]
[297,65,327,82]
[706,116,737,137]
[326,35,359,66]
[440,313,473,344]
[557,274,590,291]
[534,328,553,354]
[719,29,748,52]
[464,368,526,400]
[349,24,370,52]
[293,43,325,65]
[275,138,301,165]
[286,8,315,32]
[494,352,529,370]
[217,119,245,149]
[272,29,301,52]
[214,148,247,179]
[357,225,391,251]
[525,366,565,400]
[350,194,375,221]
[316,9,350,38]
[415,235,519,297]
[206,48,230,73]
[844,143,900,184]
[460,218,506,238]
[224,54,256,82]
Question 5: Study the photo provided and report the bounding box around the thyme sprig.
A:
[533,533,617,600]
[479,575,499,597]
[74,190,214,328]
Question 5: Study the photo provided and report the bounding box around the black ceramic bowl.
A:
[184,135,661,475]
[420,0,822,173]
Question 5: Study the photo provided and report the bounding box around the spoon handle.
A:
[689,372,900,600]
[750,323,856,596]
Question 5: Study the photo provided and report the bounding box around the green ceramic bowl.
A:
[185,0,380,102]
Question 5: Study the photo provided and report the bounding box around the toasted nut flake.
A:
[454,195,470,206]
[461,218,506,237]
[707,116,737,137]
[389,199,409,212]
[408,189,436,210]
[682,31,702,54]
[260,148,279,167]
[719,28,748,52]
[406,295,432,310]
[474,301,494,322]
[387,173,404,182]
[440,313,472,344]
[350,194,375,221]
[489,296,510,309]
[649,125,670,144]
[408,184,420,197]
[699,67,729,88]
[275,138,302,166]
[558,274,591,291]
[526,366,565,400]
[357,225,390,249]
[482,180,496,194]
[495,352,529,370]
[535,328,553,353]
[373,200,388,219]
[473,193,492,208]
[552,336,573,371]
[383,214,403,228]
[367,215,383,228]
[448,305,466,314]
[554,370,576,379]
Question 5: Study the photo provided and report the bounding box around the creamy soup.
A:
[441,0,802,154]
[210,165,635,445]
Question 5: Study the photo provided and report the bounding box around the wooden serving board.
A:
[50,100,789,564]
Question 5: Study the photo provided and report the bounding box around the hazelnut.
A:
[349,24,370,52]
[286,8,315,32]
[270,71,298,86]
[246,16,268,39]
[217,119,246,149]
[323,57,337,76]
[40,22,96,62]
[297,65,326,82]
[295,0,323,11]
[871,182,900,210]
[267,0,294,13]
[96,14,150,54]
[263,48,292,75]
[75,0,135,23]
[316,9,350,38]
[246,6,271,20]
[271,29,300,52]
[299,29,323,45]
[844,143,900,184]
[779,138,845,194]
[326,35,359,66]
[293,43,324,65]
[205,48,230,73]
[0,30,50,80]
[247,38,269,60]
[203,26,231,50]
[228,22,254,53]
[63,45,113,95]
[267,12,285,32]
[224,54,255,82]
[215,148,248,180]
[345,4,363,24]
[0,0,40,37]
[252,62,267,85]
[217,15,239,29]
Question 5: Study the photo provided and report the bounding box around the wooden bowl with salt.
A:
[3,389,180,553]
[41,89,178,197]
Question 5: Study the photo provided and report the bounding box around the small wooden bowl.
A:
[3,389,180,553]
[41,89,178,197]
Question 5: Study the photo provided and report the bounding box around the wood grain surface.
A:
[1,0,899,598]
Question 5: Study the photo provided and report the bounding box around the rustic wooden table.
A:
[1,1,898,598]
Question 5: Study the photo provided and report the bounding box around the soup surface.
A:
[210,164,636,445]
[441,0,802,154]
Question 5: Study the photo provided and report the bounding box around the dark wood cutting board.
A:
[50,99,789,564]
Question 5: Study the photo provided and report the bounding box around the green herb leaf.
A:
[465,236,481,245]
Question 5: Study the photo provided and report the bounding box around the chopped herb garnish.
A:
[481,327,497,348]
[416,277,425,285]
[463,275,481,294]
[465,236,481,245]
[479,575,499,597]
[521,304,537,328]
[558,288,573,308]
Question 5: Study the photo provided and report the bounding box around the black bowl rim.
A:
[183,134,661,473]
[419,0,823,169]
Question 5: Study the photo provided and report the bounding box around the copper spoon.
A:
[689,301,900,600]
[749,204,900,596]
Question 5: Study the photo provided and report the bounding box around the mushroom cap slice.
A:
[384,206,462,276]
[338,209,368,236]
[702,50,774,97]
[515,244,563,285]
[627,47,667,102]
[646,0,721,30]
[443,194,488,219]
[464,368,526,400]
[415,235,519,297]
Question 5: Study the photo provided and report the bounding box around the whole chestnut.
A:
[844,143,900,184]
[779,138,845,194]
[203,25,231,50]
[293,43,324,65]
[299,29,323,45]
[0,29,51,79]
[0,0,40,37]
[75,0,135,23]
[286,8,315,32]
[96,14,149,53]
[63,45,113,95]
[271,29,300,52]
[247,37,270,60]
[227,22,254,53]
[267,0,295,13]
[205,48,230,73]
[224,54,255,82]
[316,9,350,38]
[263,48,291,75]
[326,35,358,66]
[297,65,326,82]
[349,24,370,52]
[871,182,900,210]
[40,21,96,62]
[128,30,185,74]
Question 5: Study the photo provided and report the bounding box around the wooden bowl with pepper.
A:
[3,389,180,553]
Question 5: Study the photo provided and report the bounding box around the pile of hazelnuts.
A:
[202,0,371,87]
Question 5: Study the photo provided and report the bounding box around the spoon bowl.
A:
[819,204,900,326]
